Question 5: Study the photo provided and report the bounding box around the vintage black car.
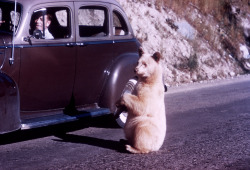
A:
[0,0,140,134]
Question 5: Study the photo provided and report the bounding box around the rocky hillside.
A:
[117,0,250,86]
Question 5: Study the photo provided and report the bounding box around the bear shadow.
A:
[53,133,128,153]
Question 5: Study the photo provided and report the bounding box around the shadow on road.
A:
[52,115,127,153]
[0,115,120,145]
[54,133,127,153]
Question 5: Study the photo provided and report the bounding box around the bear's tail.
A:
[125,145,150,154]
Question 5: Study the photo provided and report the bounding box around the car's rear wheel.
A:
[114,78,137,128]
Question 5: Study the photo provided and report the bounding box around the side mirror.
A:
[23,30,43,45]
[33,29,43,39]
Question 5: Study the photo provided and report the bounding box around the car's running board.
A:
[21,108,110,130]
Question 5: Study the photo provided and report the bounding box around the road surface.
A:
[0,75,250,169]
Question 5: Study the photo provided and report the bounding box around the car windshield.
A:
[0,2,22,34]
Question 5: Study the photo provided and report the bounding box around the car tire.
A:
[114,77,137,128]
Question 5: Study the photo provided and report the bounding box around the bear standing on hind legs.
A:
[117,48,167,154]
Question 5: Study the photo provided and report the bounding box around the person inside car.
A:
[0,20,5,26]
[33,12,54,39]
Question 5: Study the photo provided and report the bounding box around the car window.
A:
[78,6,108,37]
[113,10,128,36]
[55,10,68,27]
[29,7,71,39]
[0,2,22,33]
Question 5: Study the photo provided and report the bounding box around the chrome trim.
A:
[9,0,18,65]
[0,38,137,49]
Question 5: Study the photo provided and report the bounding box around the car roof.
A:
[3,0,121,7]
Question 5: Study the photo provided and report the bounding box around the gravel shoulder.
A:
[168,74,250,94]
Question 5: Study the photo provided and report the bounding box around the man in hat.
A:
[34,13,54,39]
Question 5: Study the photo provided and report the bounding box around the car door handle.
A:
[66,43,75,47]
[76,42,88,47]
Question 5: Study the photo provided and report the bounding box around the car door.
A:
[73,2,114,107]
[19,2,76,111]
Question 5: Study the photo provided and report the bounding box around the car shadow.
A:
[0,115,121,145]
[54,133,128,153]
[51,115,127,153]
[87,114,121,129]
[0,121,85,145]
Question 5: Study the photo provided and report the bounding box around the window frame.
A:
[75,2,112,42]
[25,2,75,44]
[112,10,129,36]
[0,2,22,34]
[78,6,109,38]
[111,5,133,40]
[30,7,71,40]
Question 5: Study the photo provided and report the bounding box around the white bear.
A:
[118,49,166,154]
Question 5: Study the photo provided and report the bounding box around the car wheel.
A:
[114,78,137,128]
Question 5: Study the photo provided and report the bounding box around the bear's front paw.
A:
[115,98,122,108]
[122,93,131,103]
[116,93,131,108]
[116,97,125,107]
[115,97,127,118]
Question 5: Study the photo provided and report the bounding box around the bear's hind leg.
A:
[125,145,150,154]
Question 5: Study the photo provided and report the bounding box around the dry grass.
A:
[117,0,248,85]
[158,0,248,60]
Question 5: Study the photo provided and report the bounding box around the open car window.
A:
[113,10,128,36]
[78,6,109,37]
[0,2,22,33]
[29,7,71,39]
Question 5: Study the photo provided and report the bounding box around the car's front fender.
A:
[99,52,139,113]
[0,72,21,134]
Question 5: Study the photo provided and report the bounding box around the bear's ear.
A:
[152,52,163,62]
[138,47,144,57]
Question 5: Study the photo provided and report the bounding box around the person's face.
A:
[35,15,51,31]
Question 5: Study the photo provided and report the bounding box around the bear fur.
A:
[118,49,166,154]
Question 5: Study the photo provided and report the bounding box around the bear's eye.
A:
[143,63,147,67]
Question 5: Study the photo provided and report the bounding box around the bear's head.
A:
[135,48,163,81]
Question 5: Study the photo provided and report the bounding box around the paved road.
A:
[0,76,250,170]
